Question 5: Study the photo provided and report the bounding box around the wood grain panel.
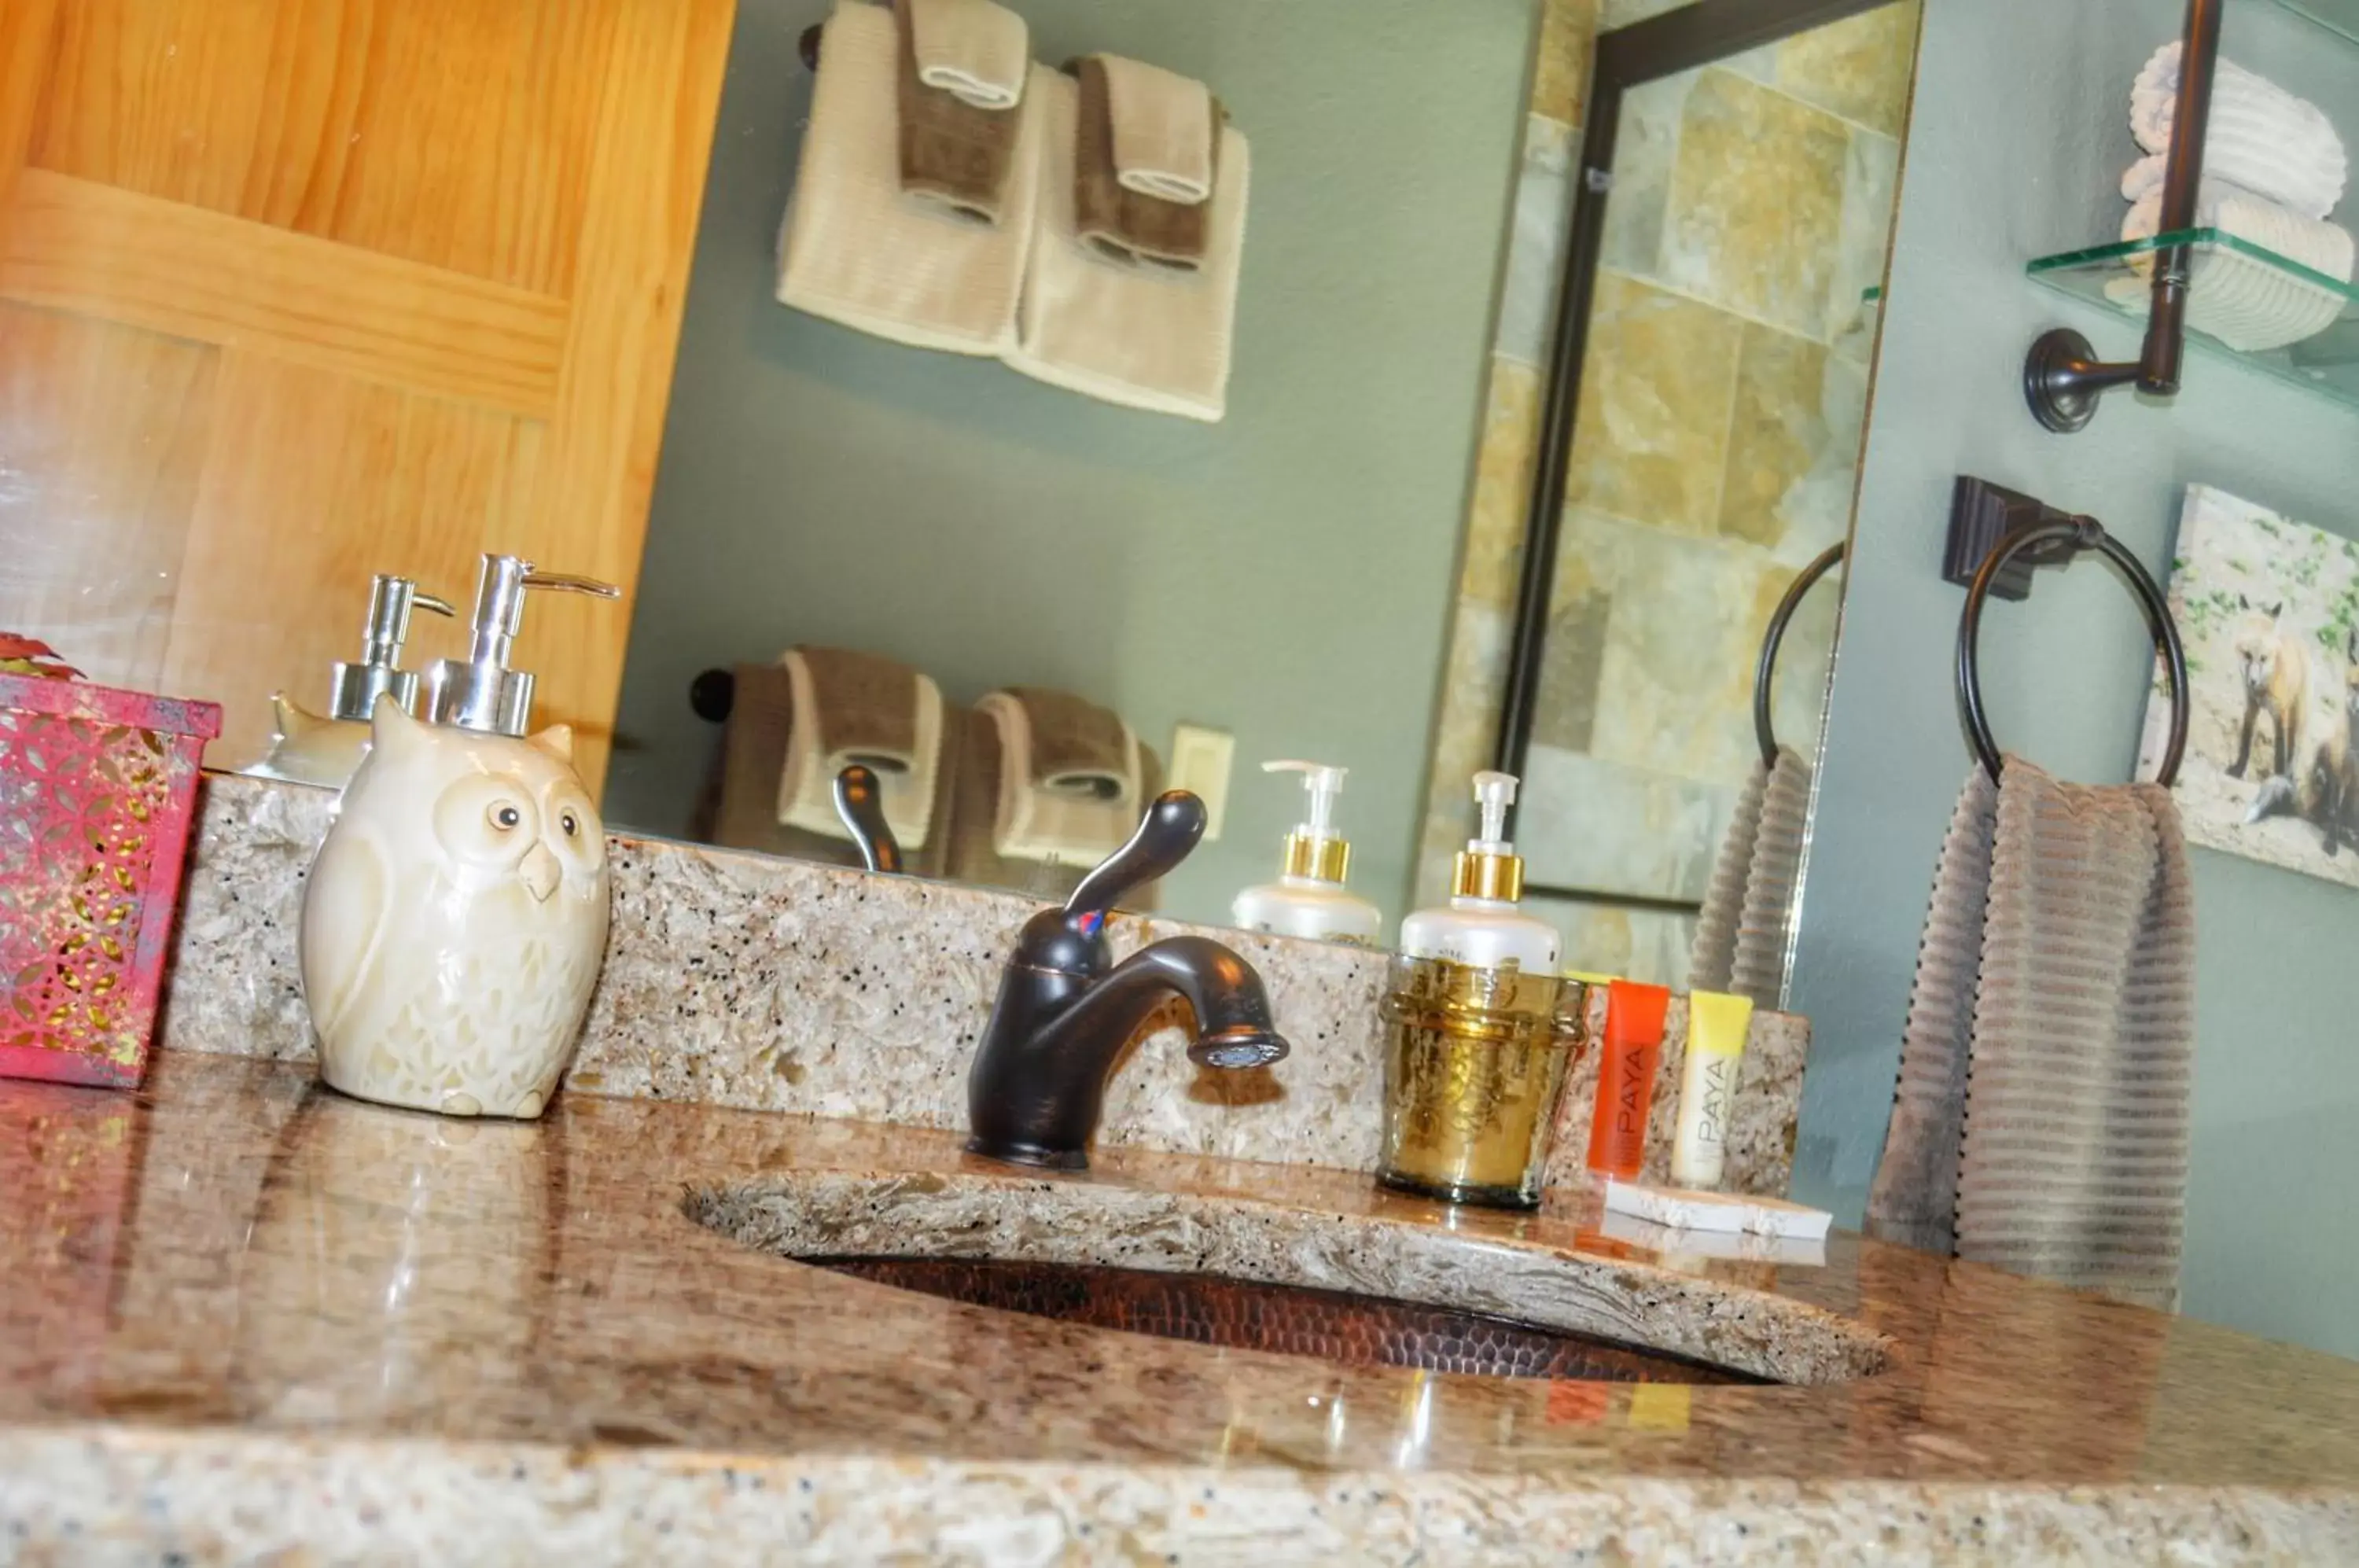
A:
[0,170,567,414]
[510,0,733,793]
[160,350,546,765]
[31,0,615,295]
[2,0,732,804]
[0,303,218,691]
[0,0,58,212]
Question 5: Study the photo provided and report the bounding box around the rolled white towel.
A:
[2109,170,2350,352]
[2120,169,2355,282]
[2129,41,2347,219]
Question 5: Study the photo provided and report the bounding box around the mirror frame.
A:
[1492,0,1906,895]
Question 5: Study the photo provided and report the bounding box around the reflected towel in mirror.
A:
[893,0,1025,225]
[777,1,1043,355]
[1099,54,1217,204]
[904,0,1028,111]
[974,689,1152,867]
[1004,69,1249,421]
[776,647,947,851]
[1688,746,1812,1008]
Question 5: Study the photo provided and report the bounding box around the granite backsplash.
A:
[161,773,1805,1194]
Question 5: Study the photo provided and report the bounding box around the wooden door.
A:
[0,0,733,794]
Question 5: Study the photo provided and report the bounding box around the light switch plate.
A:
[1168,724,1235,841]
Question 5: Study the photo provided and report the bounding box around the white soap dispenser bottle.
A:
[1231,760,1384,944]
[299,554,621,1121]
[247,575,455,789]
[1399,770,1562,972]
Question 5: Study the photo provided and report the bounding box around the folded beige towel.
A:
[905,0,1027,111]
[974,689,1157,868]
[775,647,946,852]
[1099,54,1216,204]
[894,0,1021,225]
[1867,758,2196,1312]
[777,1,1043,355]
[1006,70,1249,421]
[1688,745,1813,1008]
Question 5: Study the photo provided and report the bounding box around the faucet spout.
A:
[966,934,1289,1170]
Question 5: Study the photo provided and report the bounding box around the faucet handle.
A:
[1062,791,1206,929]
[833,764,903,874]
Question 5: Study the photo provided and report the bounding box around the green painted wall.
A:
[606,0,1536,926]
[1790,0,2359,1358]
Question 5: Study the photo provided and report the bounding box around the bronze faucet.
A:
[966,793,1289,1169]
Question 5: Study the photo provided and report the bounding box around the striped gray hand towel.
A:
[1689,745,1814,1007]
[1866,756,2195,1311]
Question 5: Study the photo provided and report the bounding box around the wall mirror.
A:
[0,0,1923,988]
[1481,0,1919,995]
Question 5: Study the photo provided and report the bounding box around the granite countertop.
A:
[6,1054,2357,1564]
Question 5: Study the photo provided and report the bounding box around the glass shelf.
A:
[2026,227,2359,410]
[2270,0,2359,47]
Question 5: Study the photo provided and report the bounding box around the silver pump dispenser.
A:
[424,553,620,738]
[327,576,456,723]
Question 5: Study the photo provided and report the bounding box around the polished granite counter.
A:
[5,1054,2357,1564]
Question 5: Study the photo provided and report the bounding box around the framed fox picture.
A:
[2138,485,2359,889]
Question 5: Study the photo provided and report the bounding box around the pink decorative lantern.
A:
[0,657,223,1088]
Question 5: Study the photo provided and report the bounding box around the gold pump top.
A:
[1452,846,1524,903]
[1450,770,1526,904]
[1264,760,1353,885]
[1283,831,1351,884]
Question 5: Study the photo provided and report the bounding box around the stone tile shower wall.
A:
[1416,1,1918,987]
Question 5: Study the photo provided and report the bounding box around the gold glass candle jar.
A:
[1376,956,1588,1209]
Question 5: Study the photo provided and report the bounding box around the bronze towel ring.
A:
[1956,516,2190,788]
[1754,542,1847,769]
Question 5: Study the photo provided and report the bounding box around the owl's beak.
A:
[521,842,561,904]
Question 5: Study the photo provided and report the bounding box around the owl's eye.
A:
[434,777,539,868]
[542,782,603,874]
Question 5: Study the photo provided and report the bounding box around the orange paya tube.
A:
[1584,981,1672,1181]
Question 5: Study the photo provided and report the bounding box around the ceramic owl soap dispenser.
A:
[300,554,621,1120]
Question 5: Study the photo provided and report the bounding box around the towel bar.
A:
[690,668,734,723]
[1754,542,1846,768]
[1956,517,2189,788]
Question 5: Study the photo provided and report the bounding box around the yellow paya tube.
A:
[1669,992,1754,1190]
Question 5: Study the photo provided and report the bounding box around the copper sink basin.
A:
[687,1169,1890,1387]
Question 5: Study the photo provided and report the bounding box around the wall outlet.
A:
[1168,724,1235,841]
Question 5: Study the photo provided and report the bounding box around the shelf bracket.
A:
[2023,0,2223,432]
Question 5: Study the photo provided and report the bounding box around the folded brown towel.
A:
[947,709,1166,906]
[1073,57,1225,273]
[711,662,960,877]
[893,0,1018,226]
[794,645,917,764]
[1005,685,1132,789]
[1866,757,2195,1312]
